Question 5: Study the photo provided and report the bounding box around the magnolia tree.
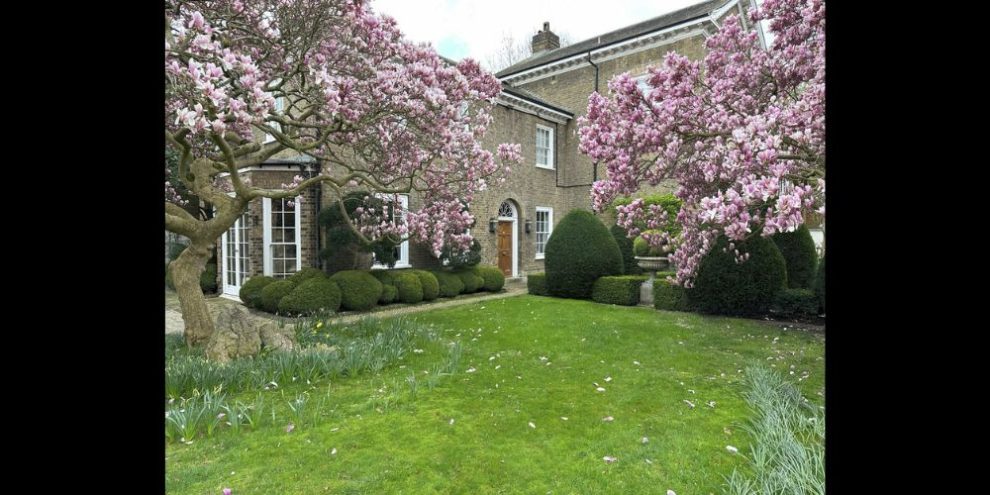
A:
[165,0,522,345]
[579,0,824,286]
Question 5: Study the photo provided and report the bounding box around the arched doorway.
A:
[496,200,518,277]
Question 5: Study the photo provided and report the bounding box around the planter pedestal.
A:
[635,256,670,307]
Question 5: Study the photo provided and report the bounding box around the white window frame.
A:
[535,124,554,170]
[264,96,285,143]
[372,194,410,269]
[534,207,553,260]
[263,197,302,278]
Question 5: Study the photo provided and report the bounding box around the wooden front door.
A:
[497,221,513,276]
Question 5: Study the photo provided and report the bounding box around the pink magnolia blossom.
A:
[578,0,824,286]
[165,0,520,255]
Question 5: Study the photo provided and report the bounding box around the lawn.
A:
[165,295,824,494]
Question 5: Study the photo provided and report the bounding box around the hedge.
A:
[431,270,464,298]
[545,210,623,299]
[527,273,548,296]
[278,278,341,315]
[814,257,825,313]
[653,272,690,311]
[380,284,398,304]
[411,270,440,301]
[288,267,326,285]
[477,265,505,292]
[592,275,648,306]
[771,288,819,318]
[455,268,484,293]
[329,270,383,311]
[369,269,396,288]
[239,275,276,309]
[393,271,424,304]
[610,224,638,275]
[687,235,787,316]
[259,279,298,314]
[772,225,818,289]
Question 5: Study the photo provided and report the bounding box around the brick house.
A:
[214,0,781,298]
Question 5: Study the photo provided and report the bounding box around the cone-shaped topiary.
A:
[288,267,326,285]
[477,265,505,292]
[772,225,818,289]
[687,235,787,316]
[239,275,276,309]
[814,256,825,313]
[394,271,424,303]
[610,224,637,275]
[260,279,298,313]
[329,270,383,311]
[545,210,623,299]
[278,278,341,315]
[431,270,464,297]
[412,270,439,300]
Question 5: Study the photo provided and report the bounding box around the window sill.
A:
[372,263,411,270]
[535,164,554,170]
[535,254,545,260]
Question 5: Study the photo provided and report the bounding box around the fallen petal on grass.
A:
[603,456,617,464]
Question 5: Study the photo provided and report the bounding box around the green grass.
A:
[166,295,824,494]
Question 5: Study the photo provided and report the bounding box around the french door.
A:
[221,212,250,296]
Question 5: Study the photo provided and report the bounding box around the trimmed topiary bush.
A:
[260,279,298,313]
[771,288,819,318]
[411,270,439,300]
[527,273,548,296]
[380,284,398,304]
[772,225,818,289]
[477,265,505,292]
[239,275,276,309]
[592,275,648,306]
[654,275,690,311]
[329,270,383,311]
[687,235,787,316]
[431,270,464,298]
[610,224,638,275]
[278,278,342,315]
[289,267,326,285]
[369,269,396,288]
[455,268,484,293]
[545,210,624,299]
[814,257,825,313]
[393,271,424,304]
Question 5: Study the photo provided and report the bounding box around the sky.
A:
[370,0,709,65]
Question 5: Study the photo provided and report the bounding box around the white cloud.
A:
[371,0,706,63]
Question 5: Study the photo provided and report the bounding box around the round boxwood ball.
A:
[288,267,326,285]
[240,275,276,309]
[412,270,440,300]
[393,271,424,303]
[278,278,341,315]
[329,270,383,311]
[477,265,505,291]
[431,270,464,297]
[259,279,298,314]
[380,284,398,304]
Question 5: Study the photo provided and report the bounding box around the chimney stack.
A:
[531,21,560,54]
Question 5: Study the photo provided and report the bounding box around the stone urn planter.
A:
[635,256,670,306]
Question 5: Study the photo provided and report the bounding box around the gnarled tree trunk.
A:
[171,241,215,347]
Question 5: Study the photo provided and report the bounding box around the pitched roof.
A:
[501,86,574,116]
[495,0,729,78]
